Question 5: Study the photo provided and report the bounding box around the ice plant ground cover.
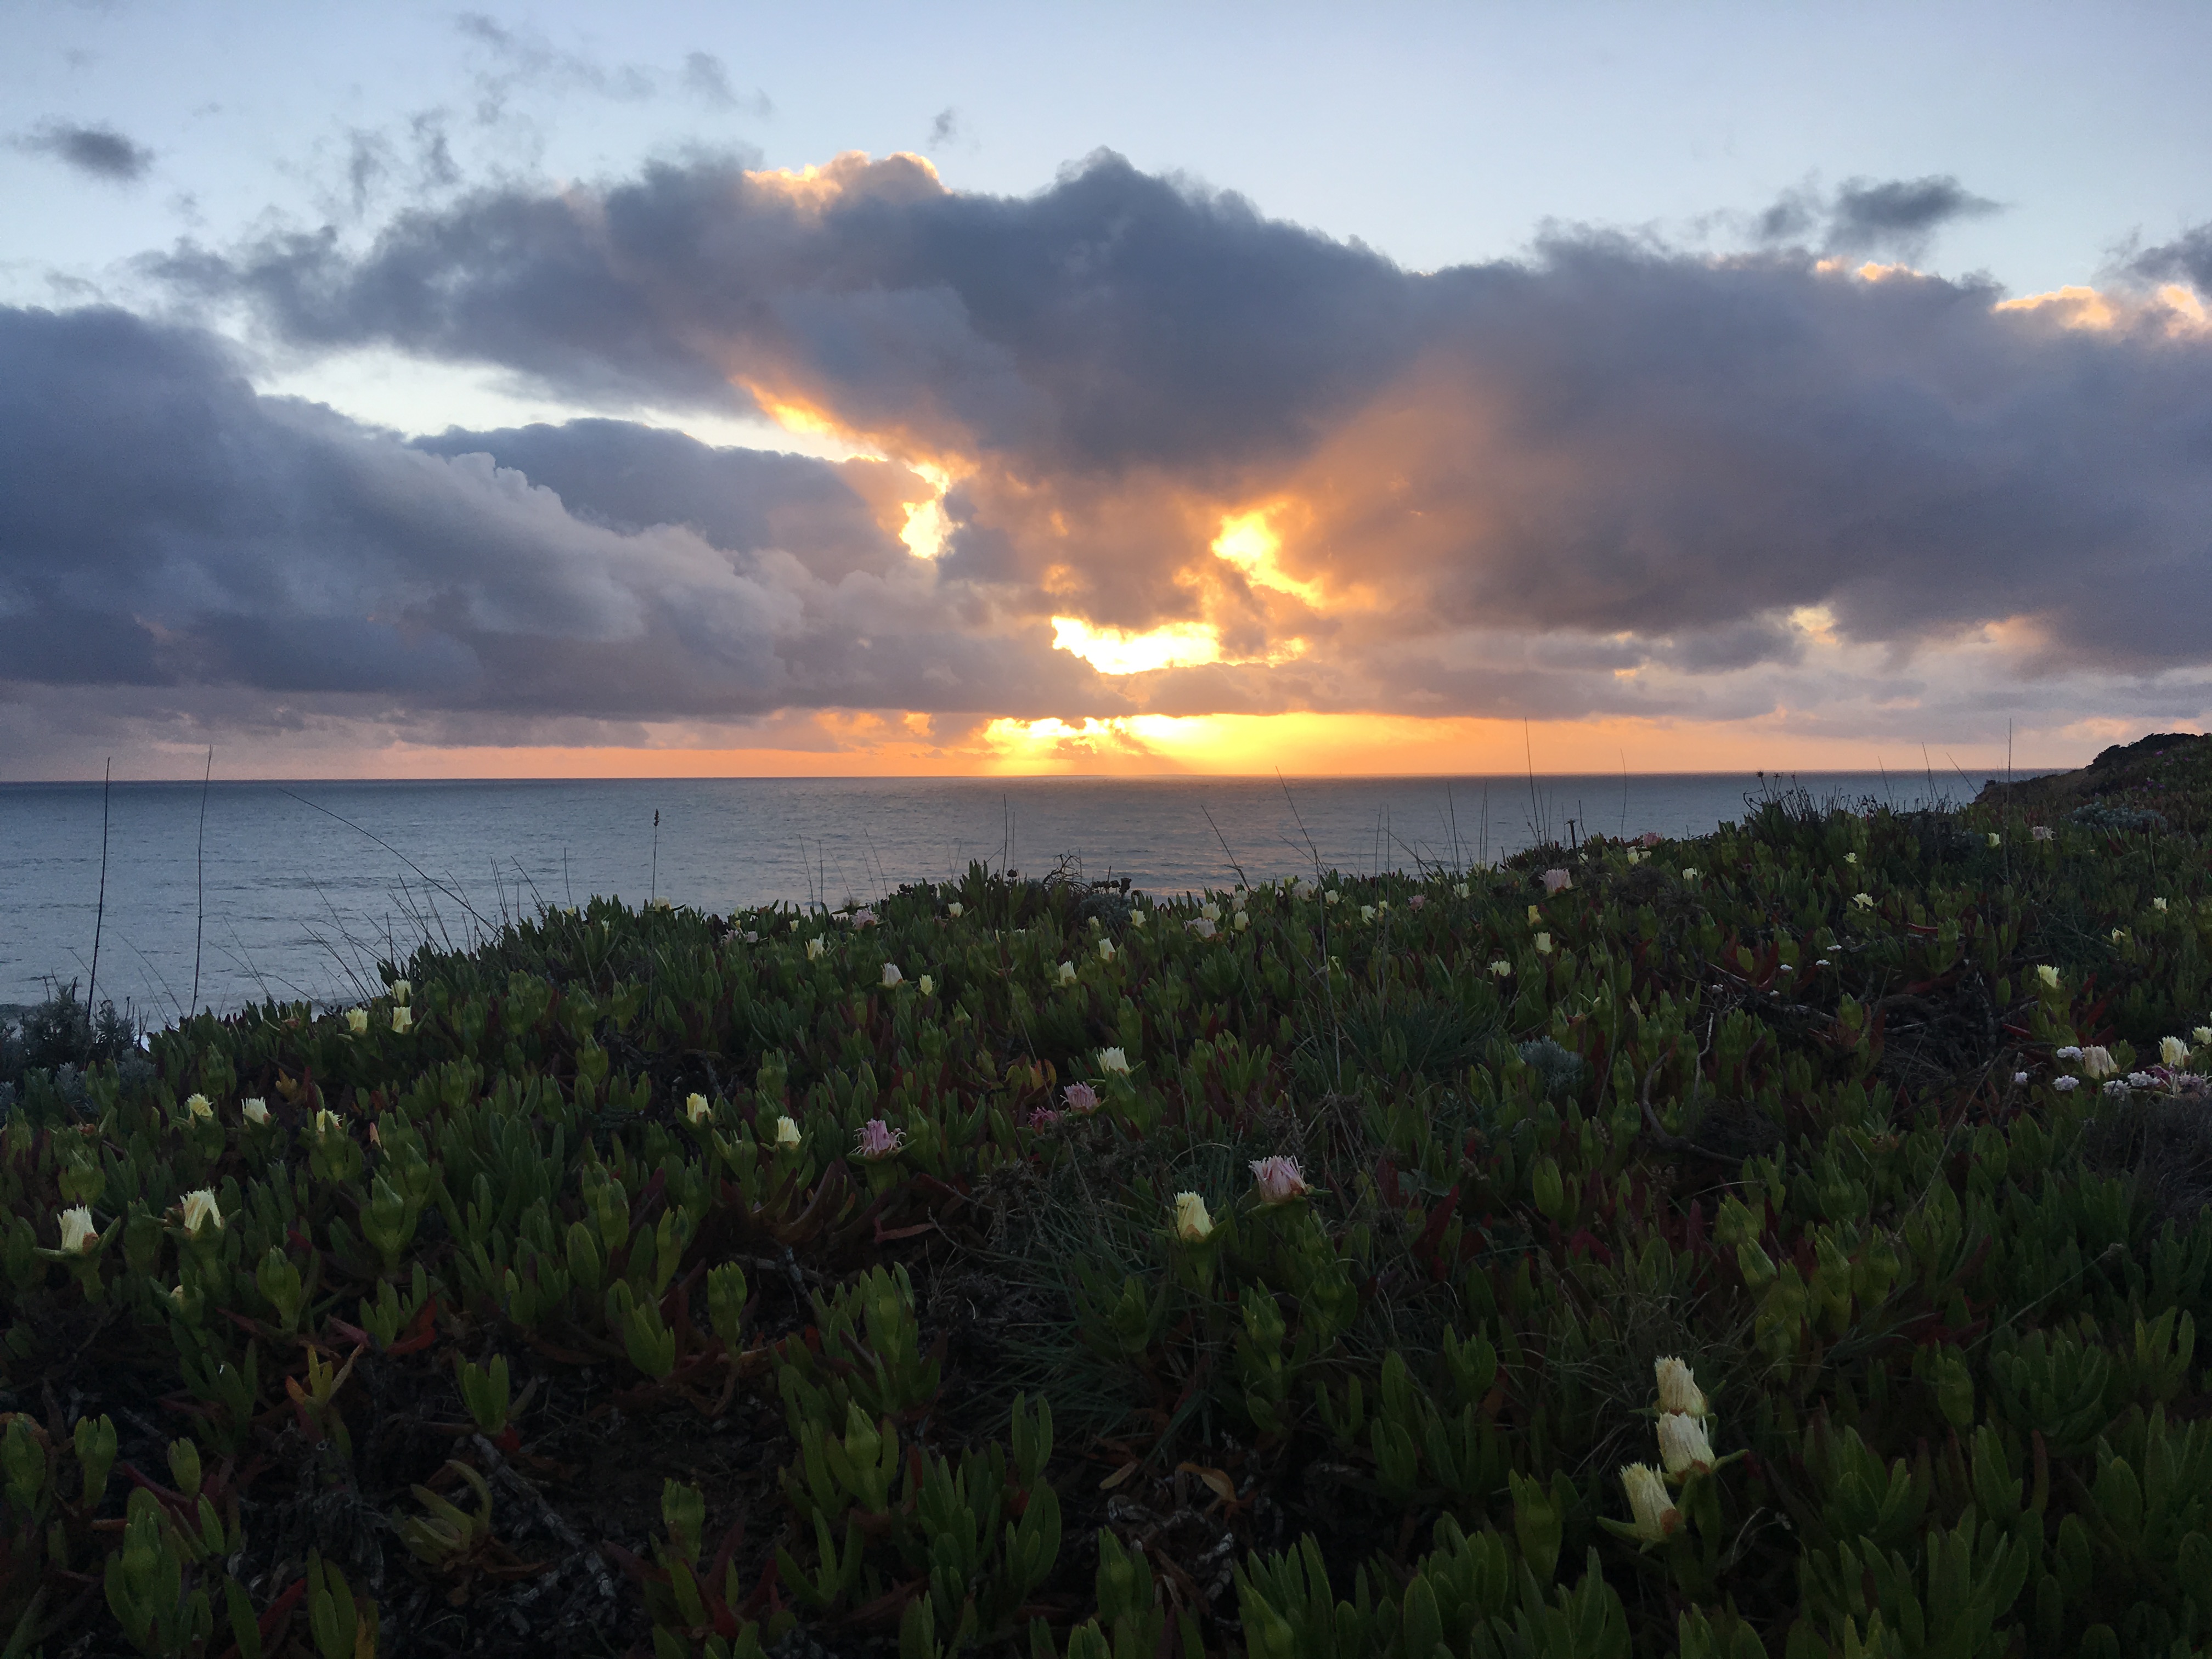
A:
[10,770,2212,1655]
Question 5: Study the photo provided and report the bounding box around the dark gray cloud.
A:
[16,119,154,182]
[154,153,2212,678]
[927,108,960,149]
[1758,174,1999,260]
[15,153,2212,759]
[0,305,1110,732]
[2132,224,2212,294]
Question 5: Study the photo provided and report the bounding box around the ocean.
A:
[0,770,1982,1019]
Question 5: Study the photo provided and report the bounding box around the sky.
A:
[5,1,2212,781]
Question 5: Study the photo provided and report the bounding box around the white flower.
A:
[2032,825,2055,841]
[1233,911,1250,931]
[185,1093,212,1121]
[1454,883,1470,898]
[2038,965,2061,989]
[58,1206,98,1254]
[313,1108,342,1137]
[1655,1357,1709,1418]
[1249,1155,1310,1204]
[1657,1412,1716,1477]
[806,936,826,961]
[1200,901,1220,922]
[1188,917,1217,939]
[2155,897,2169,912]
[1620,1464,1680,1543]
[1542,868,1572,895]
[2052,1075,2080,1092]
[882,962,905,988]
[1987,832,2001,848]
[775,1116,803,1149]
[346,1008,369,1035]
[1489,959,1513,977]
[2194,1027,2212,1047]
[180,1189,223,1235]
[2111,928,2129,945]
[389,979,411,1005]
[1172,1192,1215,1242]
[686,1093,711,1125]
[2162,1036,2190,1067]
[1359,905,1376,923]
[2081,1046,2117,1079]
[391,1005,412,1034]
[1683,869,1702,886]
[2104,1079,2129,1096]
[1626,850,1642,866]
[241,1098,269,1126]
[652,896,672,911]
[1843,852,1858,865]
[918,974,935,996]
[1852,893,1875,910]
[2013,1071,2030,1085]
[1534,932,1553,956]
[1323,890,1340,906]
[947,901,964,918]
[1098,1047,1131,1076]
[1099,938,1118,961]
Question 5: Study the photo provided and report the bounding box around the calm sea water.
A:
[0,771,1980,1019]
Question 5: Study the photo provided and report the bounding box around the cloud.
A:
[16,151,2212,767]
[0,305,1113,752]
[1757,173,1999,260]
[2131,223,2212,295]
[15,119,154,182]
[927,108,960,150]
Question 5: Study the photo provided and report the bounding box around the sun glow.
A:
[1211,507,1326,607]
[899,462,955,559]
[1051,617,1222,675]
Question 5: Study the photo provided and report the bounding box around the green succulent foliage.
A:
[10,775,2212,1654]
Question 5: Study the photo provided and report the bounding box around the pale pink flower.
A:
[853,909,878,929]
[1028,1107,1063,1128]
[2032,825,2054,841]
[1542,868,1572,895]
[1249,1155,1310,1204]
[1636,831,1662,848]
[1063,1082,1101,1113]
[853,1119,905,1159]
[1408,894,1426,911]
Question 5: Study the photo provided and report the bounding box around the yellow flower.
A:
[2195,1026,2212,1048]
[1233,911,1250,932]
[1655,1356,1709,1418]
[389,979,411,1005]
[2037,965,2060,989]
[185,1093,212,1120]
[1489,960,1513,977]
[1657,1412,1716,1477]
[947,901,964,918]
[1099,938,1118,961]
[1852,892,1875,910]
[1534,933,1553,956]
[1200,902,1221,922]
[775,1116,802,1149]
[1527,904,1541,924]
[2161,1036,2190,1067]
[1987,833,2001,848]
[1057,961,1077,985]
[1359,905,1376,923]
[806,936,826,961]
[391,1005,412,1034]
[346,1008,369,1035]
[918,974,935,996]
[180,1189,223,1236]
[1172,1192,1215,1243]
[686,1092,710,1124]
[58,1206,98,1254]
[1098,1046,1131,1075]
[1620,1464,1680,1543]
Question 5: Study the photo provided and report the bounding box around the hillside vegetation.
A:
[5,777,2212,1658]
